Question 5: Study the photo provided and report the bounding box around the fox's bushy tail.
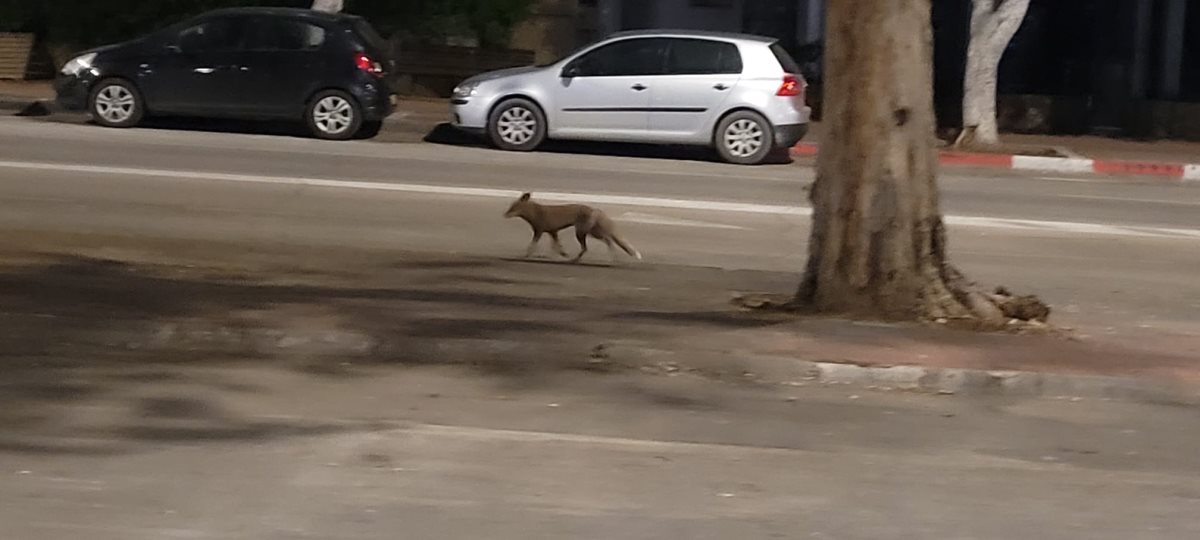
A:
[613,235,642,260]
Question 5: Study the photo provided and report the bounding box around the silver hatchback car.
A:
[450,30,811,165]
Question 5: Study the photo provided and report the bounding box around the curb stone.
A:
[64,321,1200,406]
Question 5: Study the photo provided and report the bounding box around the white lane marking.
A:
[0,117,806,183]
[619,212,748,230]
[1033,176,1125,184]
[1012,155,1095,174]
[1,159,1198,241]
[1060,194,1200,207]
[0,159,808,215]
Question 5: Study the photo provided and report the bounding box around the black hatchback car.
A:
[55,8,395,140]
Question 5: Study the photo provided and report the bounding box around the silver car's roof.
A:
[606,29,776,44]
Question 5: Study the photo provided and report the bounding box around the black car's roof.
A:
[201,7,357,23]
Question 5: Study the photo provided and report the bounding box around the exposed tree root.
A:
[735,288,1054,335]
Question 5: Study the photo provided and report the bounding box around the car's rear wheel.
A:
[306,90,362,141]
[88,79,144,128]
[715,110,775,165]
[488,98,546,151]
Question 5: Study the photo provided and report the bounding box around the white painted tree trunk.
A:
[311,0,343,13]
[961,0,1030,146]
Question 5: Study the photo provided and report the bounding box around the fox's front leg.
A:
[550,231,569,258]
[525,231,543,258]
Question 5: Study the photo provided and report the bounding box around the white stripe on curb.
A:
[1,159,1198,240]
[1012,156,1095,174]
[1184,164,1200,182]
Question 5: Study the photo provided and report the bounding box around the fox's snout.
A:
[505,192,533,218]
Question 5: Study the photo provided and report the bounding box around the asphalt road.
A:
[3,115,1200,539]
[3,364,1200,540]
[1,115,1198,338]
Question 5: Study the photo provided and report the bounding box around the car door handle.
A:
[631,84,647,91]
[237,65,251,72]
[192,67,216,74]
[713,83,730,91]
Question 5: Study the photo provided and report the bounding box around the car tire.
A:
[88,79,144,128]
[487,98,546,151]
[306,90,363,141]
[715,110,775,165]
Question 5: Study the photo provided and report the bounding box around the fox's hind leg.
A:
[601,236,618,263]
[571,229,589,263]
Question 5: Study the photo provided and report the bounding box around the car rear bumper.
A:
[353,79,396,122]
[774,123,809,147]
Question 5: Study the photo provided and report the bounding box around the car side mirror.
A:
[561,65,580,79]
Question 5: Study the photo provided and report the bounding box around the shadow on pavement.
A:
[4,245,1195,456]
[0,250,789,454]
[423,122,796,165]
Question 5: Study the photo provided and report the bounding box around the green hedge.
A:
[0,0,534,50]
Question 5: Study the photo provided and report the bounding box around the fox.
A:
[504,192,642,263]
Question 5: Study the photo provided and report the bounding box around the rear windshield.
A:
[770,42,802,74]
[352,19,389,52]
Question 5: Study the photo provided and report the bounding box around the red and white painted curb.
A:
[791,142,1200,181]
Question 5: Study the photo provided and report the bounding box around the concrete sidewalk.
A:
[2,231,1196,404]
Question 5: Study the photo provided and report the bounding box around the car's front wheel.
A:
[715,110,775,165]
[306,90,363,141]
[487,98,546,151]
[88,79,144,128]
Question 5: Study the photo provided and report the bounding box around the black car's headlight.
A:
[60,53,98,77]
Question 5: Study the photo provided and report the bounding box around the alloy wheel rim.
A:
[498,107,537,145]
[724,119,764,157]
[313,96,354,135]
[94,85,136,123]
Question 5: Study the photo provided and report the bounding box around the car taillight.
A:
[355,52,384,76]
[777,74,804,98]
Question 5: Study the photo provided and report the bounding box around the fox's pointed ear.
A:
[519,192,531,202]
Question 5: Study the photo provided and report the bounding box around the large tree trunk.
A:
[796,0,1010,326]
[311,0,343,13]
[961,0,1030,146]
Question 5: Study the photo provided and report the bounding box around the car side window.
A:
[245,18,327,51]
[177,18,247,54]
[666,39,743,75]
[571,38,668,77]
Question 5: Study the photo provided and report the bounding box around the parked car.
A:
[55,7,396,140]
[450,30,811,165]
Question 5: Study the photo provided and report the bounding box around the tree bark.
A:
[796,0,1007,326]
[961,0,1030,146]
[311,0,344,13]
